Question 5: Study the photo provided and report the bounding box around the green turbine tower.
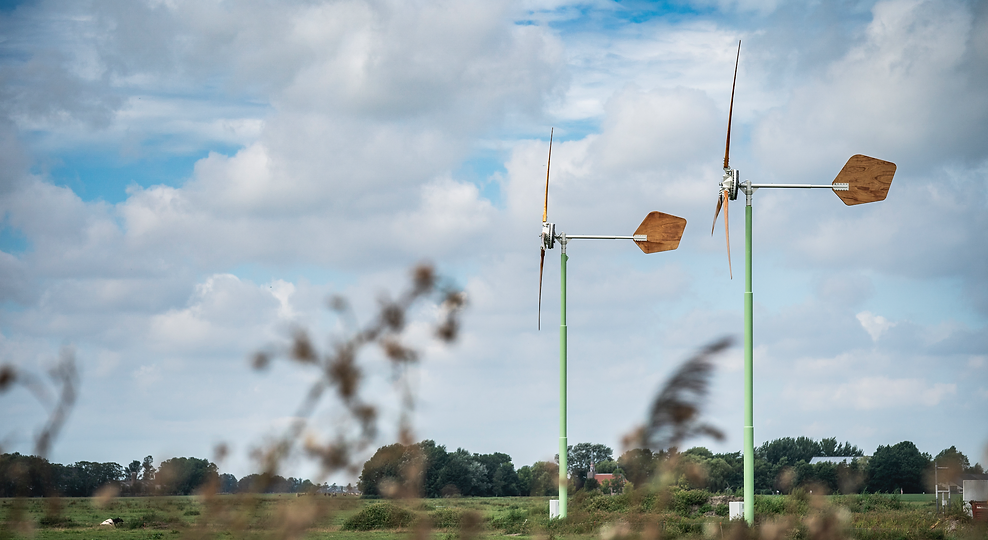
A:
[538,128,688,519]
[711,41,897,525]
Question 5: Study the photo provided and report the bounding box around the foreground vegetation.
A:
[2,489,985,540]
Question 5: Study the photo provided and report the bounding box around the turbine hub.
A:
[542,222,556,250]
[721,168,740,201]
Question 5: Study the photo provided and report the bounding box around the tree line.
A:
[359,437,985,498]
[3,436,982,498]
[0,453,326,497]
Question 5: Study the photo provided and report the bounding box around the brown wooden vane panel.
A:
[833,154,897,206]
[634,211,687,254]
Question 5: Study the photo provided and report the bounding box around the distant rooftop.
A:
[808,456,862,465]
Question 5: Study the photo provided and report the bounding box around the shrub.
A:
[489,507,529,534]
[715,503,729,516]
[429,507,464,529]
[127,510,164,529]
[671,489,711,516]
[341,502,415,531]
[38,514,74,528]
[753,495,785,515]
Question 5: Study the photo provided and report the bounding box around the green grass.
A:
[2,492,983,540]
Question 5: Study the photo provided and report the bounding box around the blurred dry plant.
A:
[624,336,730,453]
[175,263,466,540]
[248,263,464,482]
[0,346,78,459]
[616,337,730,528]
[0,346,78,537]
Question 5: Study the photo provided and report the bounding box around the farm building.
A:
[807,456,862,465]
[962,473,988,517]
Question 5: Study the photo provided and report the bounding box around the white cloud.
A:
[786,376,957,411]
[2,0,987,477]
[856,311,896,341]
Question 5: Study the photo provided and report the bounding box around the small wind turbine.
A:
[538,128,687,519]
[711,41,897,525]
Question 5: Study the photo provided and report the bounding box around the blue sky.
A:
[1,0,986,484]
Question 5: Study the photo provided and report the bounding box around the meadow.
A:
[2,490,983,540]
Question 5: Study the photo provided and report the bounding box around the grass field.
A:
[1,491,984,540]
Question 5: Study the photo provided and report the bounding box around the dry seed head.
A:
[214,442,229,462]
[329,352,360,399]
[93,484,118,508]
[291,330,317,363]
[0,365,14,390]
[380,301,405,331]
[412,264,436,294]
[252,352,270,370]
[382,337,418,363]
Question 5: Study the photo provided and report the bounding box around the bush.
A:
[341,502,415,531]
[489,507,529,534]
[753,495,786,515]
[671,489,711,516]
[859,493,902,512]
[38,514,74,528]
[127,510,165,529]
[715,503,729,516]
[429,507,464,529]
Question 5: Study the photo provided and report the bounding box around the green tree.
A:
[705,457,735,492]
[618,448,657,487]
[819,437,863,457]
[520,461,558,496]
[568,443,613,478]
[156,457,218,495]
[490,461,520,497]
[473,452,518,496]
[711,451,744,493]
[219,473,238,493]
[433,449,490,497]
[934,446,970,486]
[418,440,449,498]
[140,455,155,493]
[756,437,821,465]
[867,441,931,493]
[358,443,417,498]
[125,460,141,492]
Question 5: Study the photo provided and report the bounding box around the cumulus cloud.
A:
[1,0,986,475]
[856,311,896,341]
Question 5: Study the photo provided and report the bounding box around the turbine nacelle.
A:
[541,222,556,250]
[721,168,740,201]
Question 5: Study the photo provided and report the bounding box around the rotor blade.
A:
[538,247,545,330]
[543,128,553,222]
[711,192,724,236]
[723,40,741,170]
[724,189,733,280]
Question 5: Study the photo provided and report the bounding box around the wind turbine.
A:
[538,128,688,519]
[711,41,897,524]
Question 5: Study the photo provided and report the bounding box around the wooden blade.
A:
[723,40,741,170]
[711,191,724,236]
[634,211,687,254]
[724,190,732,280]
[543,128,553,222]
[833,154,897,206]
[538,247,545,330]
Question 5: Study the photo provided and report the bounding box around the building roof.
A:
[808,456,861,465]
